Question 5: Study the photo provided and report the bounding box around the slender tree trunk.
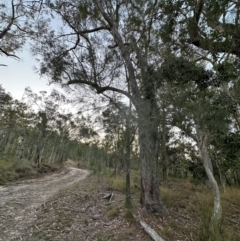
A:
[161,108,168,181]
[162,168,168,182]
[31,145,37,163]
[4,132,13,155]
[233,171,240,186]
[214,156,226,191]
[48,136,58,164]
[196,126,222,224]
[39,147,44,166]
[125,99,132,209]
[52,148,57,164]
[35,146,44,168]
[125,130,132,209]
[48,146,55,164]
[60,141,69,163]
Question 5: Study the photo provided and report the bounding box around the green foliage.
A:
[216,61,239,83]
[166,140,196,179]
[159,1,182,43]
[159,51,240,187]
[160,56,216,90]
[78,3,89,20]
[197,212,222,241]
[79,125,97,138]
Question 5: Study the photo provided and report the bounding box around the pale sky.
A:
[0,47,53,100]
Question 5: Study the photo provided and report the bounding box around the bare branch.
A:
[194,0,204,24]
[79,26,110,34]
[0,47,20,59]
[67,79,130,98]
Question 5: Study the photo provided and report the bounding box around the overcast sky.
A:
[0,46,54,100]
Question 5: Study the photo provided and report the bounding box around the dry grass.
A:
[101,171,240,240]
[0,158,36,183]
[107,206,120,219]
[0,158,62,184]
[222,187,240,206]
[158,178,240,241]
[104,170,141,196]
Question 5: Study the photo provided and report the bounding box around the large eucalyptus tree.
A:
[35,0,168,214]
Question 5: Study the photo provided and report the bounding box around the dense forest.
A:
[1,1,240,240]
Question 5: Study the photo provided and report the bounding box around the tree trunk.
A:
[214,156,226,191]
[125,130,132,209]
[161,108,168,181]
[196,126,222,224]
[35,146,44,168]
[162,168,168,182]
[138,106,168,214]
[139,125,168,214]
[125,99,132,209]
[110,21,167,214]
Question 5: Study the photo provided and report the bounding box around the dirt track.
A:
[0,167,90,241]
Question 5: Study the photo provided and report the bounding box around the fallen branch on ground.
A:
[226,217,239,225]
[103,192,114,202]
[133,214,165,241]
[140,220,166,241]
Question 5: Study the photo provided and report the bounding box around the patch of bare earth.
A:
[23,175,208,241]
[0,166,90,241]
[25,176,151,241]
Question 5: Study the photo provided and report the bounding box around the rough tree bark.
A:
[125,117,132,209]
[139,123,165,213]
[138,99,168,214]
